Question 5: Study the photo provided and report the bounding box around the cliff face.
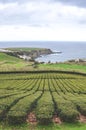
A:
[5,48,52,60]
[30,49,52,58]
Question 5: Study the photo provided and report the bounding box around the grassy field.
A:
[0,122,86,130]
[0,52,86,73]
[6,47,46,52]
[0,52,34,71]
[0,53,86,73]
[0,52,22,62]
[0,52,86,129]
[38,63,86,73]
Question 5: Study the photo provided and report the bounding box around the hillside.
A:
[0,52,22,62]
[0,52,33,71]
[0,48,52,71]
[0,49,86,130]
[0,48,86,73]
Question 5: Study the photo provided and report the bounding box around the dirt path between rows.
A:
[26,112,86,126]
[79,114,86,123]
[52,114,62,124]
[26,112,62,125]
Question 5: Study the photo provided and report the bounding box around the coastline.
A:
[0,48,53,61]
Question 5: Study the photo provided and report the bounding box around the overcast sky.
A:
[0,0,86,41]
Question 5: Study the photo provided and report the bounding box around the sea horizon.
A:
[0,41,86,62]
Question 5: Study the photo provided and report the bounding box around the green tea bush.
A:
[77,103,86,116]
[59,106,79,122]
[35,92,54,124]
[0,72,85,125]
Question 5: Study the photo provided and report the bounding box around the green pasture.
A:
[0,52,86,73]
[38,63,86,73]
[6,47,46,52]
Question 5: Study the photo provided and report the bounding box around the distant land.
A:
[0,47,53,61]
[0,41,86,62]
[0,47,86,64]
[0,47,63,61]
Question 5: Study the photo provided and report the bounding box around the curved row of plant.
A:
[0,72,85,124]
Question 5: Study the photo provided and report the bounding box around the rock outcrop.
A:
[5,48,52,60]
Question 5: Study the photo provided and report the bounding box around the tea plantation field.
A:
[0,71,86,125]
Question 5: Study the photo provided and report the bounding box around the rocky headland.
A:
[2,48,53,61]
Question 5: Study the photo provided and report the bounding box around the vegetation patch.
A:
[0,72,85,125]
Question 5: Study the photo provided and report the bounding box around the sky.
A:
[0,0,86,41]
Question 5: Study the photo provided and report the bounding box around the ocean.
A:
[0,41,86,62]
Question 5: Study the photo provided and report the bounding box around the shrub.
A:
[77,103,86,116]
[35,92,54,124]
[59,107,79,122]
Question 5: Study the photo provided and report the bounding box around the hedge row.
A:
[35,92,54,124]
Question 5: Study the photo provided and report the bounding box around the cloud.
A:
[0,0,86,26]
[54,0,86,8]
[0,0,86,41]
[0,0,86,8]
[0,24,86,41]
[0,0,51,4]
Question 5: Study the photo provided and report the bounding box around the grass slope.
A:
[0,123,86,130]
[0,52,86,73]
[0,52,21,62]
[0,52,33,71]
